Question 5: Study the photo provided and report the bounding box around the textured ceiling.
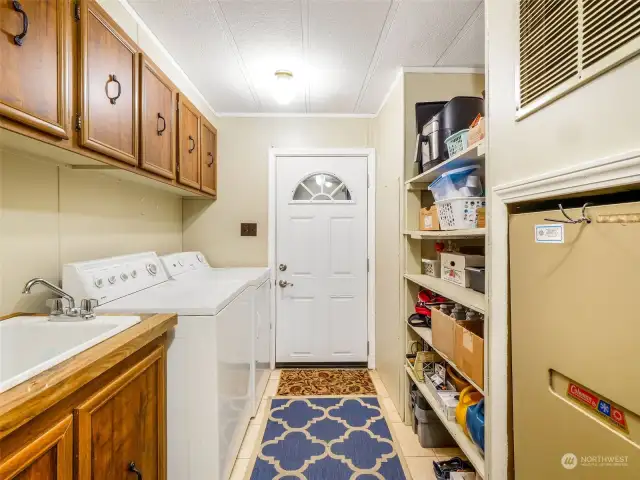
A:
[128,0,485,115]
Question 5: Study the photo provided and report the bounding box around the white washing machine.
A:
[160,251,271,413]
[63,252,254,480]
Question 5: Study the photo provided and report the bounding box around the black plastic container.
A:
[466,266,486,294]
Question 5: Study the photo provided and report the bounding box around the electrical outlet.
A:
[241,223,257,237]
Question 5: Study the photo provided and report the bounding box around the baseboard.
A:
[275,362,369,369]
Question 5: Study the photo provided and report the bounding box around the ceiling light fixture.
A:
[273,70,295,105]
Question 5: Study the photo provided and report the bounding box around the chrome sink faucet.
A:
[22,278,81,318]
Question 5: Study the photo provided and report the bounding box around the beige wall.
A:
[370,77,405,411]
[404,73,485,179]
[0,152,182,315]
[182,116,371,267]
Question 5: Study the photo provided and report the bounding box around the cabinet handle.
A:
[128,461,143,479]
[12,1,29,46]
[106,74,122,105]
[188,135,195,153]
[206,152,214,167]
[157,113,166,136]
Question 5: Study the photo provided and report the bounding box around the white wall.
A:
[0,152,182,315]
[486,1,640,478]
[182,116,371,266]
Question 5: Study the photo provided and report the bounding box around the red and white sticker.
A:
[567,383,629,434]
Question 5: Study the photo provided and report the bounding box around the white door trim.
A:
[488,147,640,480]
[268,148,376,369]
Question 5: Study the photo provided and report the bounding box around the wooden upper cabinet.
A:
[78,0,138,165]
[177,94,200,189]
[75,346,165,480]
[0,416,73,479]
[0,0,71,138]
[140,54,176,179]
[200,118,217,196]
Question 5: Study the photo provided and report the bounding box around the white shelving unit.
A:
[405,366,486,478]
[406,141,485,186]
[402,136,488,478]
[403,228,486,239]
[404,274,485,314]
[407,322,484,394]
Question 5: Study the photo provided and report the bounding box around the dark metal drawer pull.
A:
[206,152,214,167]
[157,113,166,136]
[188,135,195,153]
[128,461,143,479]
[106,74,122,105]
[12,1,29,46]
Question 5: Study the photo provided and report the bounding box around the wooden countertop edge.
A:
[0,313,177,440]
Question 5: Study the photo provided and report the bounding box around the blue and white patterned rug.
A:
[246,396,411,479]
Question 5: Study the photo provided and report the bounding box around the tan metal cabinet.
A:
[510,201,640,479]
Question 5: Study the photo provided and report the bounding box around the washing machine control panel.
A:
[63,252,168,305]
[160,251,209,278]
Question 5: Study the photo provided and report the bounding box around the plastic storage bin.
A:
[422,259,441,277]
[414,392,456,448]
[436,197,486,230]
[465,267,485,293]
[428,166,483,202]
[445,129,470,157]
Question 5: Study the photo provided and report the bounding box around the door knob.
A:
[279,280,293,288]
[279,264,287,271]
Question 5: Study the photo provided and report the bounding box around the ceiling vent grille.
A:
[517,0,640,119]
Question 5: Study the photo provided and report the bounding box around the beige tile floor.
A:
[230,369,465,480]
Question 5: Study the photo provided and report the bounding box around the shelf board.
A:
[407,322,484,394]
[406,141,485,186]
[404,274,485,314]
[404,229,485,239]
[405,365,485,478]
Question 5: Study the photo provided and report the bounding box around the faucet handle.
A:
[46,298,65,316]
[80,298,99,319]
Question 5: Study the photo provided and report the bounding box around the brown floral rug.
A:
[277,369,377,396]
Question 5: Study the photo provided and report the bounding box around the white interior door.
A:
[276,155,368,363]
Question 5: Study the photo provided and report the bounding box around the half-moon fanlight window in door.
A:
[293,173,352,202]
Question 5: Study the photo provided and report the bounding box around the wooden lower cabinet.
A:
[0,416,73,480]
[76,346,165,480]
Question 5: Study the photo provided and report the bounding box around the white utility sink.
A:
[0,315,141,393]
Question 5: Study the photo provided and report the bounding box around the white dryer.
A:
[63,252,253,480]
[160,251,271,413]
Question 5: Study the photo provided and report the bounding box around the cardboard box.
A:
[454,321,484,389]
[441,253,485,287]
[468,116,485,145]
[419,206,440,231]
[431,307,460,359]
[477,207,486,228]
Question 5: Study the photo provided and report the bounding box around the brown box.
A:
[431,308,459,359]
[468,116,485,145]
[477,207,486,228]
[419,206,440,231]
[454,321,484,389]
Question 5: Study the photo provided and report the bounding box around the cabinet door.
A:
[0,0,70,138]
[0,416,72,479]
[200,118,217,195]
[76,346,166,480]
[79,0,139,165]
[140,54,176,179]
[177,94,200,189]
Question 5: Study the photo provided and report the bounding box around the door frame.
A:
[268,148,376,369]
[488,147,640,480]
